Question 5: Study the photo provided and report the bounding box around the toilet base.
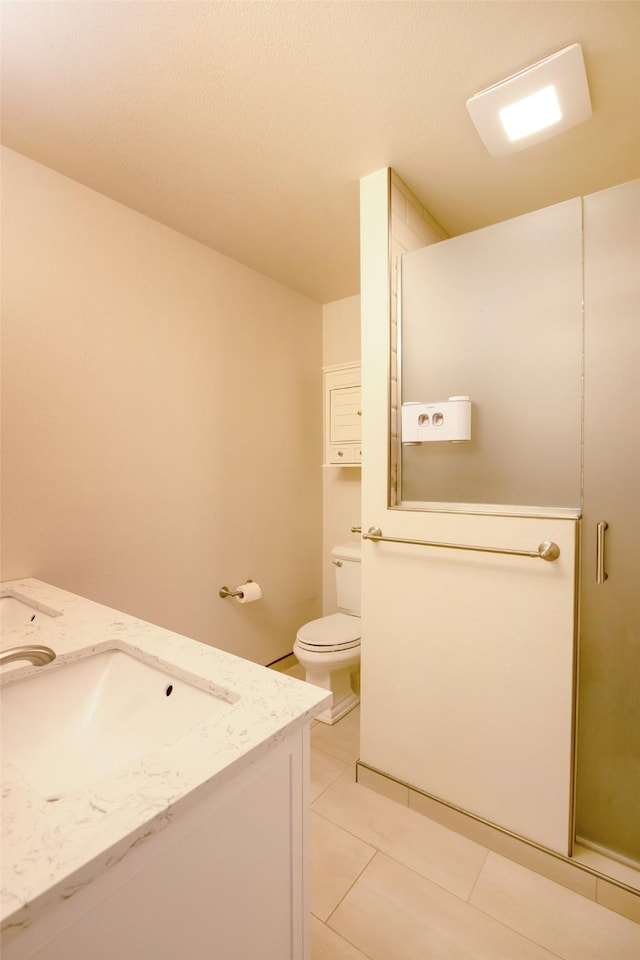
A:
[316,689,359,725]
[293,638,361,726]
[303,663,360,725]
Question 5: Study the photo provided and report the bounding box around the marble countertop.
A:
[0,578,331,936]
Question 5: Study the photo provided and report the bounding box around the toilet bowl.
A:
[293,543,361,725]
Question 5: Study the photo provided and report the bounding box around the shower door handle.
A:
[596,521,608,583]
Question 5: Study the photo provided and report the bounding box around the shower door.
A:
[576,180,640,865]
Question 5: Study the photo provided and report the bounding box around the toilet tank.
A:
[332,542,362,616]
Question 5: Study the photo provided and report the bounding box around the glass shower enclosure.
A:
[396,179,640,872]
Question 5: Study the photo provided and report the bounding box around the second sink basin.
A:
[0,596,53,635]
[0,649,235,800]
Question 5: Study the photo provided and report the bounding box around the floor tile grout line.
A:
[310,745,350,772]
[318,847,566,960]
[314,761,495,863]
[310,807,378,860]
[310,768,493,876]
[465,846,490,903]
[309,806,384,855]
[310,769,350,806]
[309,741,359,766]
[316,915,378,960]
[463,859,578,960]
[465,898,570,960]
[310,762,357,806]
[322,920,378,960]
[310,807,491,908]
[350,850,571,960]
[378,847,494,907]
[468,863,640,950]
[323,847,379,928]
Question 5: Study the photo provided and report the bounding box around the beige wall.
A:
[320,180,442,611]
[322,295,361,613]
[0,147,323,665]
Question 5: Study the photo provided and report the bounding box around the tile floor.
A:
[309,706,640,960]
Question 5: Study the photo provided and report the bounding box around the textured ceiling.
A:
[2,1,639,303]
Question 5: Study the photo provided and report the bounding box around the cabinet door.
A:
[330,386,362,443]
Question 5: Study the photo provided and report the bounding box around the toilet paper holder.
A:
[219,579,254,599]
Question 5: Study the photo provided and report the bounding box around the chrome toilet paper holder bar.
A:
[219,579,254,599]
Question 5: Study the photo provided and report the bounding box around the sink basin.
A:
[0,596,53,635]
[0,649,235,800]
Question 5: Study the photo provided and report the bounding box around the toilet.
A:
[293,542,361,725]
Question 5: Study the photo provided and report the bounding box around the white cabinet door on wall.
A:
[359,170,578,857]
[324,363,361,465]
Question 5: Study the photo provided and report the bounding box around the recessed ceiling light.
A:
[499,85,562,142]
[466,44,592,157]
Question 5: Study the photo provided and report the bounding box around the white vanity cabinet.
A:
[4,729,310,960]
[324,362,362,466]
[1,581,331,960]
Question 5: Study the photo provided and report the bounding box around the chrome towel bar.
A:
[362,526,560,562]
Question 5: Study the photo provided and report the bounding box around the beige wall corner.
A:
[322,295,361,368]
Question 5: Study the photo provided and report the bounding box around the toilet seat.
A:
[296,613,361,653]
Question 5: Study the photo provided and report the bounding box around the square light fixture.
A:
[466,43,592,157]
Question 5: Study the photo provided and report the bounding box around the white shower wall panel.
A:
[359,511,577,856]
